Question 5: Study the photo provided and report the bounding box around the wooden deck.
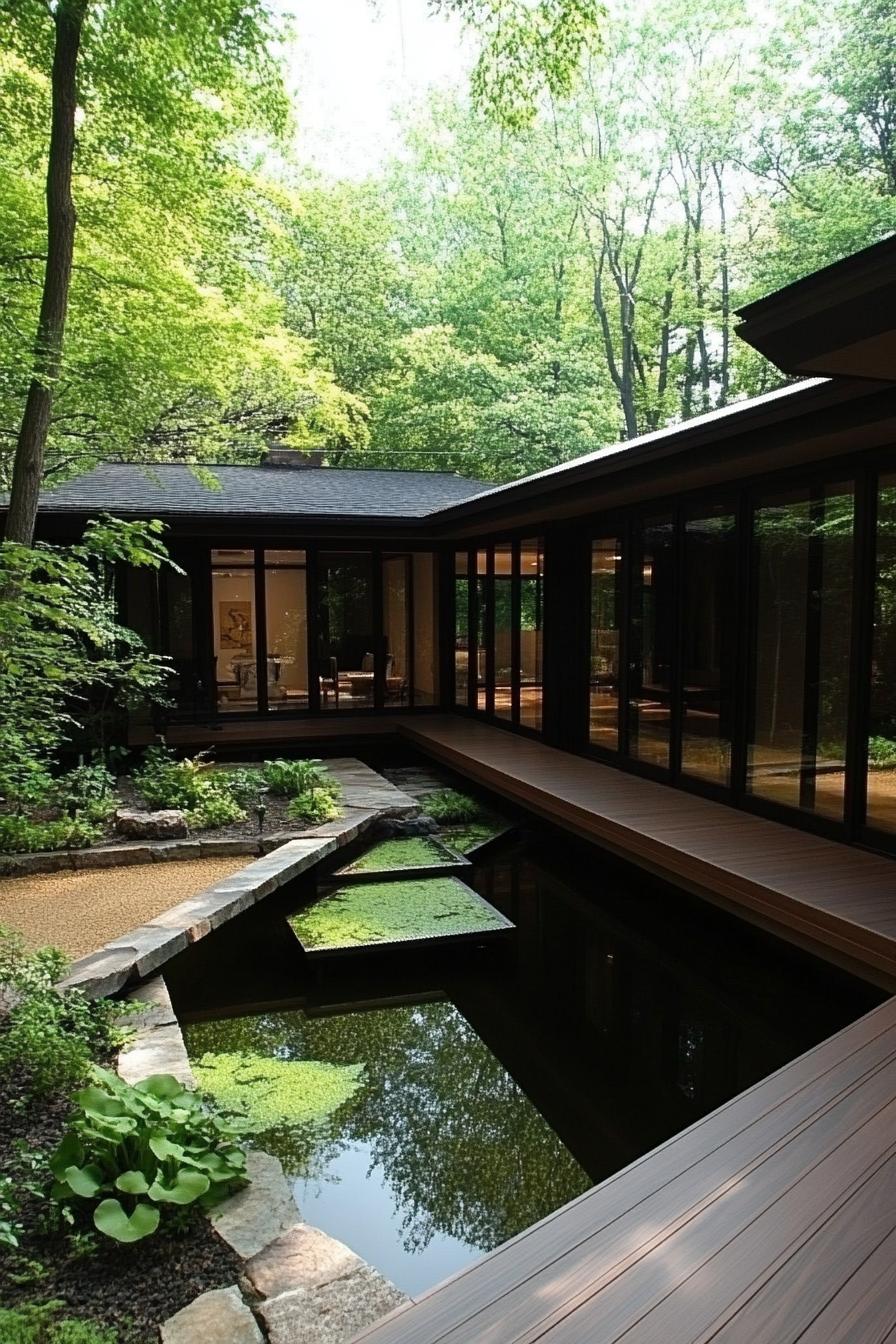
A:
[399,717,896,988]
[348,717,896,1344]
[355,994,896,1344]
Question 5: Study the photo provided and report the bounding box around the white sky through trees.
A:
[285,0,471,176]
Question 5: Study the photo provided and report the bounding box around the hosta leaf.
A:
[76,1086,126,1118]
[115,1170,151,1194]
[94,1198,160,1243]
[64,1163,104,1197]
[148,1169,210,1204]
[136,1075,191,1102]
[149,1134,185,1162]
[49,1133,84,1179]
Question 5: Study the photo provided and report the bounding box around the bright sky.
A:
[282,0,472,177]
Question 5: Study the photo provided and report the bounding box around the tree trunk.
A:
[4,0,87,546]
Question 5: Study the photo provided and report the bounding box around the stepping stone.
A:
[246,1223,362,1298]
[160,1285,262,1344]
[210,1150,299,1259]
[260,1264,407,1344]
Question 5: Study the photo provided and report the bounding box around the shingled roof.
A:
[24,462,492,521]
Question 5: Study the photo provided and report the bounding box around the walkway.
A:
[399,717,896,987]
[354,994,896,1344]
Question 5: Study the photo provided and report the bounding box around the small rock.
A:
[115,807,187,839]
[210,1151,299,1259]
[260,1264,407,1344]
[246,1224,361,1298]
[160,1285,263,1344]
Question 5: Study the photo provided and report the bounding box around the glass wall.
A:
[455,552,470,708]
[494,542,514,721]
[519,538,543,731]
[746,484,854,820]
[681,507,736,786]
[264,550,308,711]
[413,551,439,707]
[383,554,411,707]
[590,538,623,751]
[317,553,375,710]
[476,549,489,712]
[867,473,896,832]
[627,516,675,768]
[211,549,258,713]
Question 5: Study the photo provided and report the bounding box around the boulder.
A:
[260,1265,407,1344]
[160,1285,263,1344]
[114,807,187,839]
[210,1151,299,1259]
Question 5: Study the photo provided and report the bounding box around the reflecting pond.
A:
[168,821,884,1297]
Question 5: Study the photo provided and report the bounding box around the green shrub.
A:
[184,792,245,831]
[0,816,102,854]
[423,789,482,824]
[286,786,340,826]
[0,928,127,1098]
[53,761,119,823]
[50,1068,249,1243]
[868,735,896,769]
[0,1302,117,1343]
[133,747,245,831]
[0,1173,22,1248]
[217,767,268,806]
[262,757,328,797]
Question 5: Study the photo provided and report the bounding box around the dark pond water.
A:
[165,822,884,1297]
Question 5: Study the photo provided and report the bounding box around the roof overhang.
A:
[736,235,896,381]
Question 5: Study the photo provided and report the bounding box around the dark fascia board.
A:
[736,235,896,378]
[423,377,878,533]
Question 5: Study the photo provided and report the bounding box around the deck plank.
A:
[398,719,896,979]
[344,719,896,1344]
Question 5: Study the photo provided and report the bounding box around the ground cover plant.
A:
[262,758,341,825]
[289,876,513,952]
[339,835,464,874]
[0,928,247,1341]
[440,817,510,855]
[422,789,482,824]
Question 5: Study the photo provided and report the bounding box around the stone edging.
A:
[116,976,407,1344]
[58,759,420,1000]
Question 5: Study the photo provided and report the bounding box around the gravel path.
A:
[0,857,250,958]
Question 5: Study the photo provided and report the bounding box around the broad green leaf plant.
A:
[50,1067,249,1243]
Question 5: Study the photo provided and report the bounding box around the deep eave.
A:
[736,234,896,381]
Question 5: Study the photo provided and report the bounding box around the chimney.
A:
[261,446,325,468]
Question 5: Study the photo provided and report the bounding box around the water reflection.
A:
[184,999,591,1294]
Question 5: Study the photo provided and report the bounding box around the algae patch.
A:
[441,817,509,854]
[289,876,512,951]
[192,1051,364,1131]
[340,835,462,874]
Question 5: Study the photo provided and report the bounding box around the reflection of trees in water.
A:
[185,1002,591,1254]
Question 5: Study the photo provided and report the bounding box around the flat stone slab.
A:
[103,922,189,978]
[160,1285,263,1344]
[124,974,178,1029]
[73,844,153,870]
[246,1224,361,1298]
[210,1150,299,1259]
[118,1022,195,1087]
[260,1264,407,1344]
[56,944,136,999]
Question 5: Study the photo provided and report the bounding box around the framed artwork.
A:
[220,601,253,652]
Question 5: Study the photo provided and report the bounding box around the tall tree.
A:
[2,0,288,544]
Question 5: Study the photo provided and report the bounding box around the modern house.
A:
[13,233,896,1343]
[26,235,896,857]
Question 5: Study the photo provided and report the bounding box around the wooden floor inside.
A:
[400,717,896,988]
[347,716,896,1344]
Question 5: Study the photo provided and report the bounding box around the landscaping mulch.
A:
[0,1064,244,1344]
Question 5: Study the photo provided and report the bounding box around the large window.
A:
[681,507,736,787]
[383,554,411,707]
[476,549,489,712]
[264,551,308,712]
[494,542,514,721]
[317,553,375,710]
[413,551,439,707]
[627,516,675,768]
[519,538,543,731]
[867,474,896,833]
[747,485,854,820]
[455,552,470,708]
[212,550,258,714]
[590,538,623,751]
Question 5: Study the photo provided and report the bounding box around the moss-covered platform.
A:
[334,835,470,882]
[288,876,514,956]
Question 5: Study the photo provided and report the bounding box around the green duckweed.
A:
[440,818,509,854]
[340,835,462,874]
[192,1052,364,1131]
[289,877,512,951]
